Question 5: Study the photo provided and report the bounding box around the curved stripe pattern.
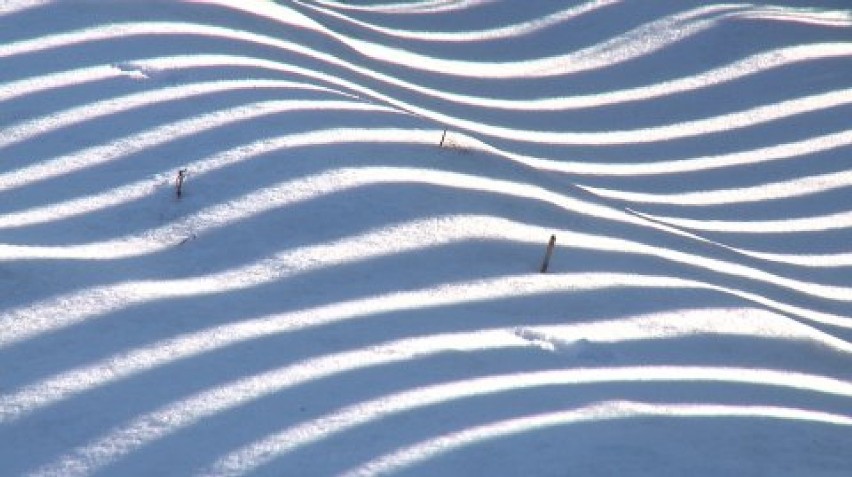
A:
[1,1,850,476]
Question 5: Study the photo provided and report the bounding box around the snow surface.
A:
[1,0,851,475]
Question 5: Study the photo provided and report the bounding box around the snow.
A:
[1,0,851,475]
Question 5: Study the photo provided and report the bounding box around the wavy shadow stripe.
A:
[3,1,838,469]
[288,0,849,227]
[287,4,747,78]
[301,0,506,16]
[1,0,844,372]
[66,43,847,117]
[608,188,852,235]
[2,265,849,432]
[0,73,368,169]
[284,0,841,96]
[0,94,382,195]
[5,181,844,432]
[3,7,844,266]
[6,96,844,272]
[16,247,848,470]
[10,245,848,472]
[0,104,416,221]
[3,167,850,347]
[3,143,844,348]
[304,0,851,28]
[29,364,852,477]
[291,0,619,43]
[5,271,850,427]
[0,0,49,18]
[0,127,442,248]
[340,403,852,477]
[622,206,852,268]
[578,159,852,207]
[575,158,852,255]
[3,17,847,155]
[0,10,824,123]
[287,0,852,257]
[7,249,848,428]
[42,375,852,475]
[290,0,843,111]
[5,2,844,124]
[0,268,766,418]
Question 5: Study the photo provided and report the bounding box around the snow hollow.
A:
[1,0,851,475]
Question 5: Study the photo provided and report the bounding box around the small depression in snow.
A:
[514,327,616,363]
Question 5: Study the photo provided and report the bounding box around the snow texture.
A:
[1,0,851,475]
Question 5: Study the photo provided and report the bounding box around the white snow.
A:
[1,0,851,476]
